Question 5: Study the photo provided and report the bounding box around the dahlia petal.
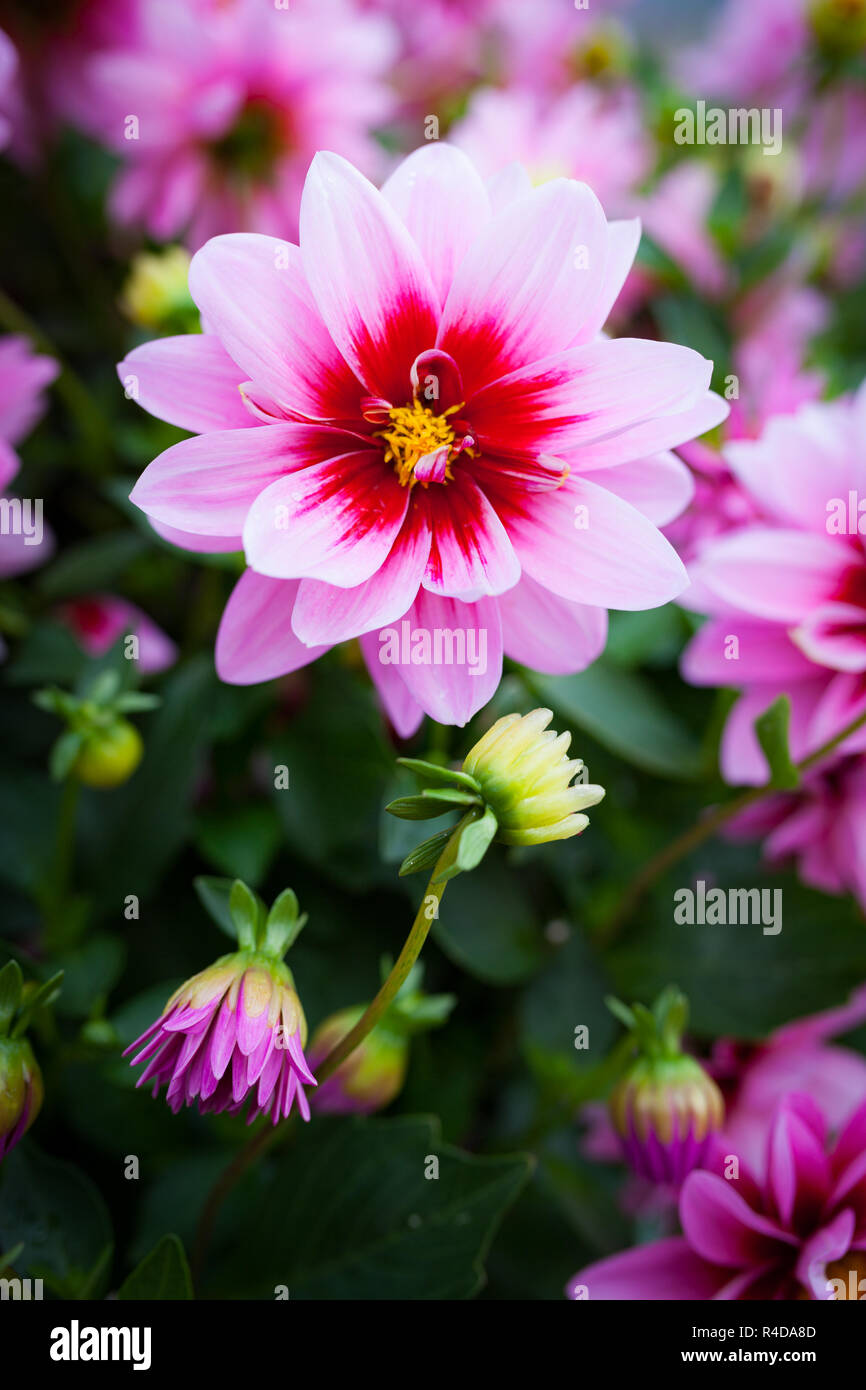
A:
[291,492,431,645]
[215,571,329,684]
[600,451,694,526]
[437,178,609,398]
[423,472,520,600]
[567,1236,727,1301]
[129,423,338,536]
[569,389,729,472]
[381,143,491,309]
[796,1209,856,1300]
[488,471,688,610]
[118,334,256,434]
[690,528,845,624]
[498,574,607,674]
[148,517,241,552]
[243,450,409,586]
[573,217,642,343]
[467,339,712,460]
[682,619,818,687]
[767,1098,832,1229]
[680,1170,796,1269]
[188,234,360,420]
[791,603,866,673]
[359,632,426,737]
[380,589,502,727]
[300,151,439,402]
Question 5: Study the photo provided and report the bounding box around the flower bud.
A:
[126,881,317,1123]
[0,1038,43,1160]
[462,709,604,845]
[307,1007,407,1115]
[119,246,195,332]
[126,951,315,1123]
[607,989,724,1186]
[306,962,454,1116]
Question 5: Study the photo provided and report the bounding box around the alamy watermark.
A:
[674,879,782,935]
[378,620,487,677]
[674,100,782,157]
[0,496,43,546]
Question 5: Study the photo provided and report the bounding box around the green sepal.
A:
[12,970,64,1037]
[398,827,454,877]
[754,695,800,790]
[396,757,482,793]
[433,806,498,884]
[385,795,453,821]
[49,729,85,781]
[229,879,266,951]
[262,887,307,958]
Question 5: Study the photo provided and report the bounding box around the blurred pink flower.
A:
[121,144,727,729]
[674,0,810,110]
[57,594,177,673]
[681,383,866,787]
[0,334,58,584]
[724,759,866,911]
[582,983,866,1207]
[69,0,397,247]
[488,0,636,93]
[451,84,651,216]
[667,282,828,563]
[570,1092,866,1299]
[711,985,866,1174]
[636,161,729,302]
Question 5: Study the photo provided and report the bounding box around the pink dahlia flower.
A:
[722,759,866,909]
[0,335,58,582]
[71,0,397,247]
[582,984,866,1214]
[681,383,866,786]
[667,282,827,563]
[711,984,866,1175]
[57,594,177,674]
[125,952,316,1123]
[569,1092,866,1300]
[122,144,726,730]
[451,85,651,217]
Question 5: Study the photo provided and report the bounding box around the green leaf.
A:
[204,1115,532,1300]
[386,794,453,821]
[0,1145,113,1298]
[398,827,454,877]
[193,875,238,940]
[434,806,497,883]
[529,662,703,780]
[0,960,23,1034]
[194,802,281,884]
[117,1234,193,1300]
[754,695,800,790]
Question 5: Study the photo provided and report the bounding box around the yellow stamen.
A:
[375,400,463,487]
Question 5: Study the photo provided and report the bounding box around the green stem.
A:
[600,705,866,946]
[44,777,80,951]
[191,810,475,1280]
[315,814,472,1084]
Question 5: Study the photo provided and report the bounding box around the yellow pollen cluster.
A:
[376,400,460,487]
